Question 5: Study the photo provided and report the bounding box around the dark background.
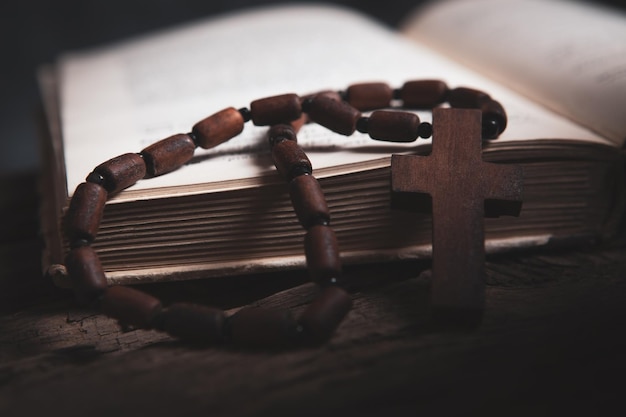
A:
[1,0,625,176]
[1,3,625,414]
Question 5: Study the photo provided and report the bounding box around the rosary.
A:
[60,79,523,347]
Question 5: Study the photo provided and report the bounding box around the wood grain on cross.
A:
[391,108,523,326]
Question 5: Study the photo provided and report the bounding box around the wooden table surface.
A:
[1,173,625,416]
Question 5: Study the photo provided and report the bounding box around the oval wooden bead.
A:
[141,133,196,177]
[307,95,361,136]
[192,107,244,149]
[346,82,393,111]
[229,308,297,348]
[250,93,302,126]
[298,286,352,344]
[65,245,108,305]
[368,111,420,142]
[94,153,146,194]
[400,80,448,108]
[268,123,297,147]
[289,174,330,228]
[304,224,342,285]
[448,87,491,108]
[65,182,107,242]
[161,303,225,344]
[271,139,312,181]
[100,286,162,329]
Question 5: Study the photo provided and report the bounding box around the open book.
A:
[39,0,626,286]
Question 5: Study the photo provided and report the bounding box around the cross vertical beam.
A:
[391,108,523,326]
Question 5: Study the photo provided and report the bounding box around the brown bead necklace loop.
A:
[59,79,507,348]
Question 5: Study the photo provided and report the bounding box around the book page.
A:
[59,4,611,200]
[403,0,626,146]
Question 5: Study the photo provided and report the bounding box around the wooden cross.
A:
[391,108,523,327]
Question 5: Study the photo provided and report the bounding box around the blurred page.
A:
[404,0,626,145]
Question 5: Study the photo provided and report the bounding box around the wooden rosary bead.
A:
[141,133,196,176]
[64,182,107,242]
[448,87,491,108]
[65,245,108,305]
[346,82,393,111]
[268,123,297,147]
[192,107,245,149]
[306,94,361,136]
[250,93,302,126]
[298,286,352,344]
[367,110,420,142]
[304,224,342,285]
[399,80,448,108]
[160,303,225,344]
[289,174,330,228]
[271,139,312,181]
[100,285,162,329]
[228,308,298,348]
[93,153,146,194]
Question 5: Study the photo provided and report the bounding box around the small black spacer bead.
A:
[481,118,500,140]
[150,310,166,331]
[140,151,157,178]
[69,238,91,249]
[442,88,451,102]
[268,124,297,147]
[85,171,105,186]
[305,215,330,229]
[317,275,344,289]
[238,107,252,123]
[417,122,433,139]
[187,131,200,147]
[392,88,402,100]
[293,323,306,344]
[221,314,233,342]
[269,136,288,147]
[317,218,330,227]
[301,97,313,113]
[327,277,340,286]
[289,164,313,180]
[356,117,369,134]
